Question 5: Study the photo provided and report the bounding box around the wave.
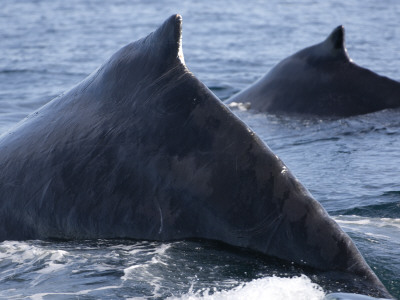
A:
[334,200,400,219]
[0,239,384,299]
[0,68,87,77]
[334,215,400,229]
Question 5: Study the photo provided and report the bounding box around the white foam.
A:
[333,215,400,246]
[168,275,325,300]
[227,101,251,111]
[28,285,121,300]
[335,218,371,226]
[0,241,70,273]
[334,215,400,228]
[122,243,172,281]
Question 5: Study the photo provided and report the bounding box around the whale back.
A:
[227,25,400,117]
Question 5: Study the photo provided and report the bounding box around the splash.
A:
[168,275,325,300]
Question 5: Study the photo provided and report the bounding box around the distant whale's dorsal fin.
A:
[318,25,350,61]
[296,25,351,62]
[325,25,345,51]
[149,14,185,65]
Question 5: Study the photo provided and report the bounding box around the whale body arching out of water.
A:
[0,15,391,298]
[227,26,400,117]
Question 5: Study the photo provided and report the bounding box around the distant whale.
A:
[0,16,391,298]
[227,26,400,117]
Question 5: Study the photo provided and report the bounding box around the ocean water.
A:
[1,0,399,299]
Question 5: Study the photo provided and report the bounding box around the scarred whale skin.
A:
[0,16,391,298]
[227,26,400,117]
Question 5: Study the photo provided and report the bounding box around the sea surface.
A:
[1,0,399,299]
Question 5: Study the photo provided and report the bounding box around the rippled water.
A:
[0,240,326,299]
[1,0,399,299]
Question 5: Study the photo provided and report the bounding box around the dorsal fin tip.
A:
[327,25,345,50]
[155,14,185,64]
[166,14,183,41]
[175,14,185,64]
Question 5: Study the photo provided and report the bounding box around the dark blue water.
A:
[1,1,399,299]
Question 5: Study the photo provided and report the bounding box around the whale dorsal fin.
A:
[148,14,185,65]
[296,25,351,62]
[101,14,186,88]
[325,25,345,50]
[319,25,350,61]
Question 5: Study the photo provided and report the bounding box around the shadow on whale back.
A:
[227,26,400,117]
[0,15,391,298]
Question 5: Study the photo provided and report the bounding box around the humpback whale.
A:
[0,16,391,297]
[227,26,400,117]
